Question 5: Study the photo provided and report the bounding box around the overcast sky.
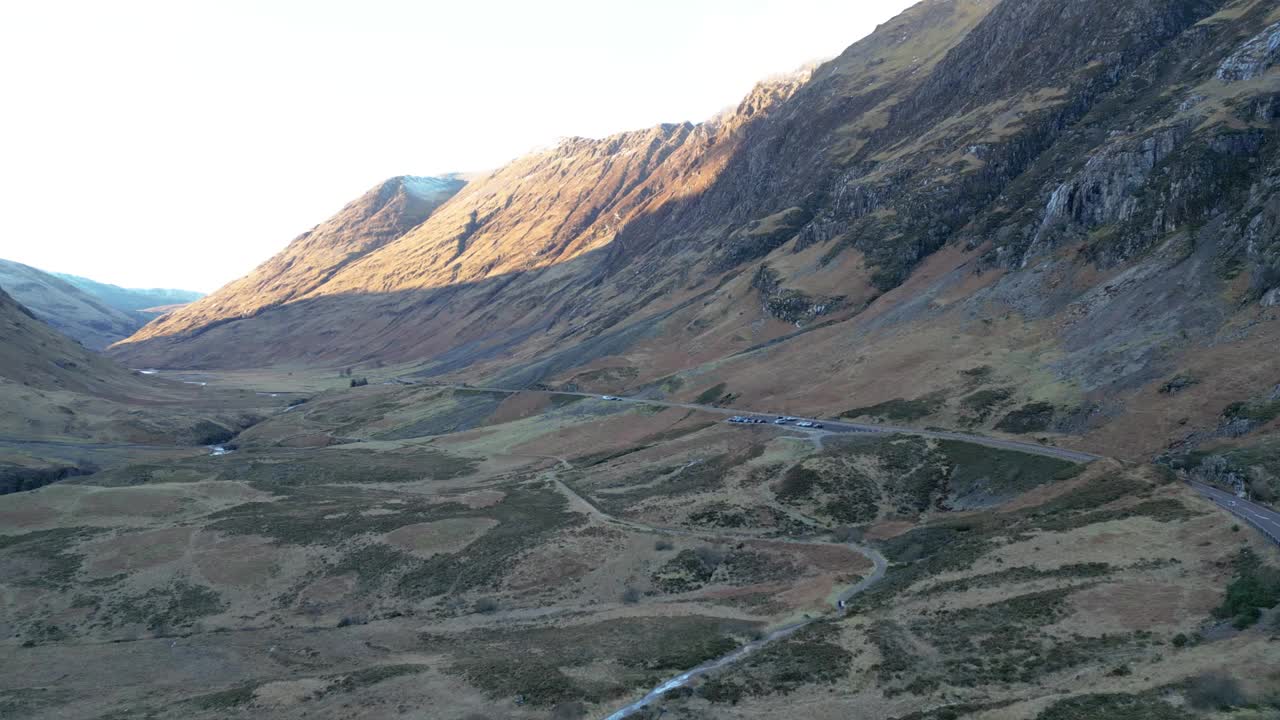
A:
[0,0,915,292]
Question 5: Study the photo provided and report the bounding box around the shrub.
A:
[1159,374,1199,394]
[841,396,943,422]
[1171,633,1188,648]
[621,587,641,604]
[654,539,674,551]
[995,402,1056,433]
[350,377,369,388]
[1186,673,1246,710]
[694,382,728,405]
[693,545,726,569]
[777,465,820,500]
[473,597,499,614]
[1214,548,1280,628]
[960,387,1015,422]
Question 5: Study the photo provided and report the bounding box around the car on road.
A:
[600,395,623,401]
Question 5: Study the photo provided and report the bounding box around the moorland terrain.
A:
[4,0,1280,718]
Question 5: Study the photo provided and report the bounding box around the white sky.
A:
[0,0,915,292]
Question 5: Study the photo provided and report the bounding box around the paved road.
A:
[1188,480,1280,546]
[433,384,1102,464]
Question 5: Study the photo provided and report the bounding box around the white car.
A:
[601,395,623,401]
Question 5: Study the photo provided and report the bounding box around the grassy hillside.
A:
[0,260,143,349]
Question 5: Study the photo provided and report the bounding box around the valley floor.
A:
[1,371,1278,719]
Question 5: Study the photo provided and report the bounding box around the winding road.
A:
[1188,480,1280,547]
[431,383,1103,464]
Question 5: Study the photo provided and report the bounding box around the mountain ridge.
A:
[51,272,203,317]
[111,0,1280,462]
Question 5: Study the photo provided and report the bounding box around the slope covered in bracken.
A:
[113,0,1280,460]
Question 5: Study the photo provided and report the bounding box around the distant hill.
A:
[52,273,203,316]
[0,284,262,446]
[0,259,144,350]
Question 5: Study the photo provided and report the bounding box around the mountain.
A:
[117,174,465,350]
[0,285,140,395]
[51,273,204,317]
[0,283,269,455]
[0,259,144,349]
[112,0,1280,462]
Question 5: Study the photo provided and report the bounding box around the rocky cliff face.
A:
[112,0,1280,459]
